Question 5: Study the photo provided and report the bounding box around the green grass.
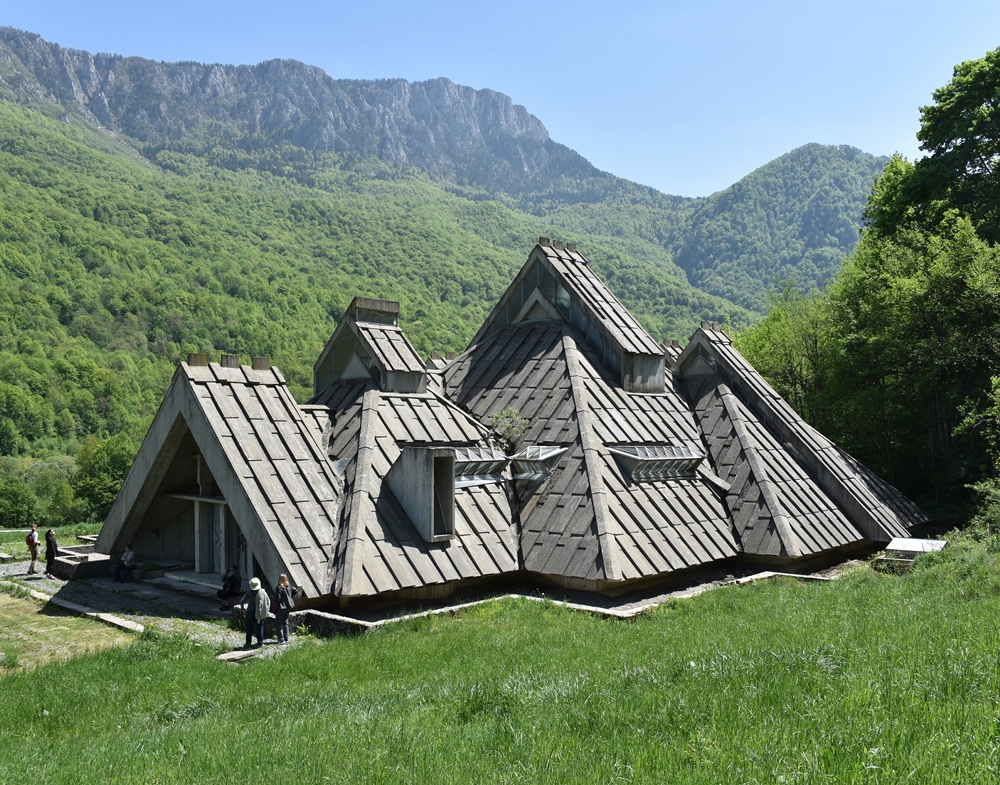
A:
[0,520,102,553]
[1,542,999,783]
[0,591,133,676]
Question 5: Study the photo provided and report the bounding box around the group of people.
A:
[25,524,58,579]
[215,566,299,649]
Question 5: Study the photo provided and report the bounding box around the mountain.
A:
[0,27,886,496]
[0,27,596,198]
[675,144,887,310]
[0,27,884,312]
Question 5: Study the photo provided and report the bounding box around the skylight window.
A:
[454,447,508,488]
[607,445,704,481]
[510,445,569,481]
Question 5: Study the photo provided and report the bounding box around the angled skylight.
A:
[454,446,508,488]
[607,444,705,481]
[510,445,569,481]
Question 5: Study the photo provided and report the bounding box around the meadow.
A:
[1,534,998,784]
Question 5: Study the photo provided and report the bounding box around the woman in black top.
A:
[273,573,298,644]
[44,529,58,579]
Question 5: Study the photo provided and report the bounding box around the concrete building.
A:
[98,239,926,606]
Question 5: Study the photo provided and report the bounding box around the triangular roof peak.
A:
[470,239,665,392]
[314,296,427,397]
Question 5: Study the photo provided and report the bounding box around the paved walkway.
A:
[0,557,292,657]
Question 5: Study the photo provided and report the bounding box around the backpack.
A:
[25,533,34,547]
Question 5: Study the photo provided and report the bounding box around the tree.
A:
[485,407,529,454]
[829,213,1000,499]
[870,47,1000,241]
[0,474,37,528]
[72,433,137,519]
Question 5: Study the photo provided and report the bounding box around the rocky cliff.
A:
[0,26,598,194]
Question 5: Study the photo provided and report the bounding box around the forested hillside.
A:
[0,98,751,524]
[0,26,889,526]
[676,144,887,310]
[0,27,884,311]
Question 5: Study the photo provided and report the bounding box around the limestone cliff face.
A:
[0,26,593,192]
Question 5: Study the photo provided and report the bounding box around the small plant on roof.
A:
[486,407,529,454]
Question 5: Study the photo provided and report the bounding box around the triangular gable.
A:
[99,361,343,598]
[314,297,427,395]
[469,239,665,392]
[676,325,926,542]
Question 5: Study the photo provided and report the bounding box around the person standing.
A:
[25,524,39,575]
[239,577,269,649]
[44,529,58,579]
[272,573,298,645]
[113,544,136,583]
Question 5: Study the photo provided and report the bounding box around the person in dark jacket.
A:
[44,529,58,579]
[217,565,242,610]
[272,573,298,645]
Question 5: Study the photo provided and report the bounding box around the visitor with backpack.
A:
[25,524,39,575]
[271,573,298,645]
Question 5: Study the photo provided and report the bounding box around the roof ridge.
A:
[336,388,382,596]
[717,384,803,559]
[562,329,621,581]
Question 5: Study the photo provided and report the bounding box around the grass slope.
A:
[1,539,996,783]
[0,592,132,674]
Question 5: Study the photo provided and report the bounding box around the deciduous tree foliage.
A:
[740,46,1000,508]
[869,47,1000,242]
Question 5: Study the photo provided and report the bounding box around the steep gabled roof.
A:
[314,296,426,395]
[469,240,664,385]
[677,325,926,542]
[691,382,864,558]
[314,382,519,598]
[99,361,342,597]
[446,320,739,584]
[354,322,426,374]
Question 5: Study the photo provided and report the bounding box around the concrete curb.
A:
[0,579,145,634]
[295,569,843,634]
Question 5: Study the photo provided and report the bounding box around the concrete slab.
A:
[217,649,258,663]
[1,580,146,634]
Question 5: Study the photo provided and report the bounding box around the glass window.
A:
[555,284,571,319]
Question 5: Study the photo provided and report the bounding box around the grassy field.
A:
[0,521,103,556]
[0,591,132,675]
[1,535,999,784]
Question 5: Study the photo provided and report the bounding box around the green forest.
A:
[0,98,757,526]
[0,30,931,531]
[736,46,1000,522]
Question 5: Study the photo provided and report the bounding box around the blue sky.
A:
[5,0,1000,197]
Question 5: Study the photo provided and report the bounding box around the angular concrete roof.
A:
[446,320,740,586]
[676,325,925,542]
[104,242,927,607]
[99,361,342,598]
[312,382,517,598]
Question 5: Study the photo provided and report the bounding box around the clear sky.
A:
[5,1,1000,197]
